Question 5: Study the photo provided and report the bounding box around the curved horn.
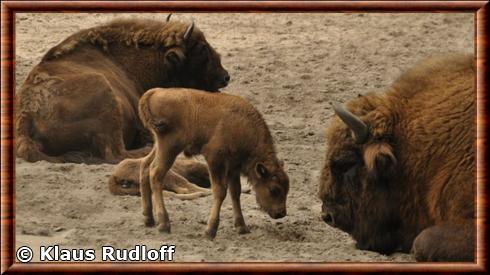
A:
[331,102,369,144]
[183,20,195,41]
[166,14,172,22]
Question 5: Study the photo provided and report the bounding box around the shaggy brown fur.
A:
[109,155,211,200]
[138,88,289,239]
[318,53,475,261]
[16,18,229,164]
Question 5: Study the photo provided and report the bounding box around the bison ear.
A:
[164,49,186,69]
[363,143,397,183]
[255,163,269,179]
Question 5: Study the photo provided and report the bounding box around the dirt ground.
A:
[14,12,473,262]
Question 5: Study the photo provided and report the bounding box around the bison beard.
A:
[352,143,403,254]
[331,154,401,255]
[353,184,401,255]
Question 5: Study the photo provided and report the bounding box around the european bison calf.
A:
[139,88,289,239]
[109,155,210,200]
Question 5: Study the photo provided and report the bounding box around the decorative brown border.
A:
[1,1,488,273]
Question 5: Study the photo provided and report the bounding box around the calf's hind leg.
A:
[412,222,474,262]
[140,149,156,227]
[149,144,180,233]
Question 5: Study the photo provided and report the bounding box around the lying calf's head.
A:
[108,158,142,196]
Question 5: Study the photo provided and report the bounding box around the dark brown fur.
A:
[138,88,289,239]
[318,54,475,261]
[16,18,229,164]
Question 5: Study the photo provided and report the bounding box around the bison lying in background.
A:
[16,16,229,164]
[109,155,211,200]
[318,54,475,261]
[138,88,289,239]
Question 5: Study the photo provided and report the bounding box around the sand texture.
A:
[15,12,473,262]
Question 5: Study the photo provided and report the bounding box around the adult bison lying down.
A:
[16,17,229,164]
[318,54,475,261]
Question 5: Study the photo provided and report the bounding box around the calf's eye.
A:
[121,180,132,188]
[270,186,281,197]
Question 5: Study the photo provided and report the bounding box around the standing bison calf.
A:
[139,88,289,239]
[318,54,475,261]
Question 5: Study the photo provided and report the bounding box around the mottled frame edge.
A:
[1,1,488,273]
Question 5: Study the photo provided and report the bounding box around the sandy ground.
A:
[14,13,473,262]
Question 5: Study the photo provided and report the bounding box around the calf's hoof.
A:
[144,216,155,227]
[234,217,250,234]
[157,223,171,233]
[236,224,250,235]
[205,228,217,240]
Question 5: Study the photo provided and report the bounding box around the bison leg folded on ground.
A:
[170,157,211,189]
[17,71,152,164]
[412,222,475,262]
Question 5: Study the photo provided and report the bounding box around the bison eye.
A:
[270,186,281,197]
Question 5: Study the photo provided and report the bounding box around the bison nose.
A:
[322,212,335,225]
[215,73,230,90]
[223,73,230,84]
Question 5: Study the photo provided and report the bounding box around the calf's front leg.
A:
[228,173,250,234]
[205,171,227,240]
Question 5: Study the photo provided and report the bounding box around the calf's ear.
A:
[255,163,269,179]
[363,143,397,184]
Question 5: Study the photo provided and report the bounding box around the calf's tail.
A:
[138,89,158,131]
